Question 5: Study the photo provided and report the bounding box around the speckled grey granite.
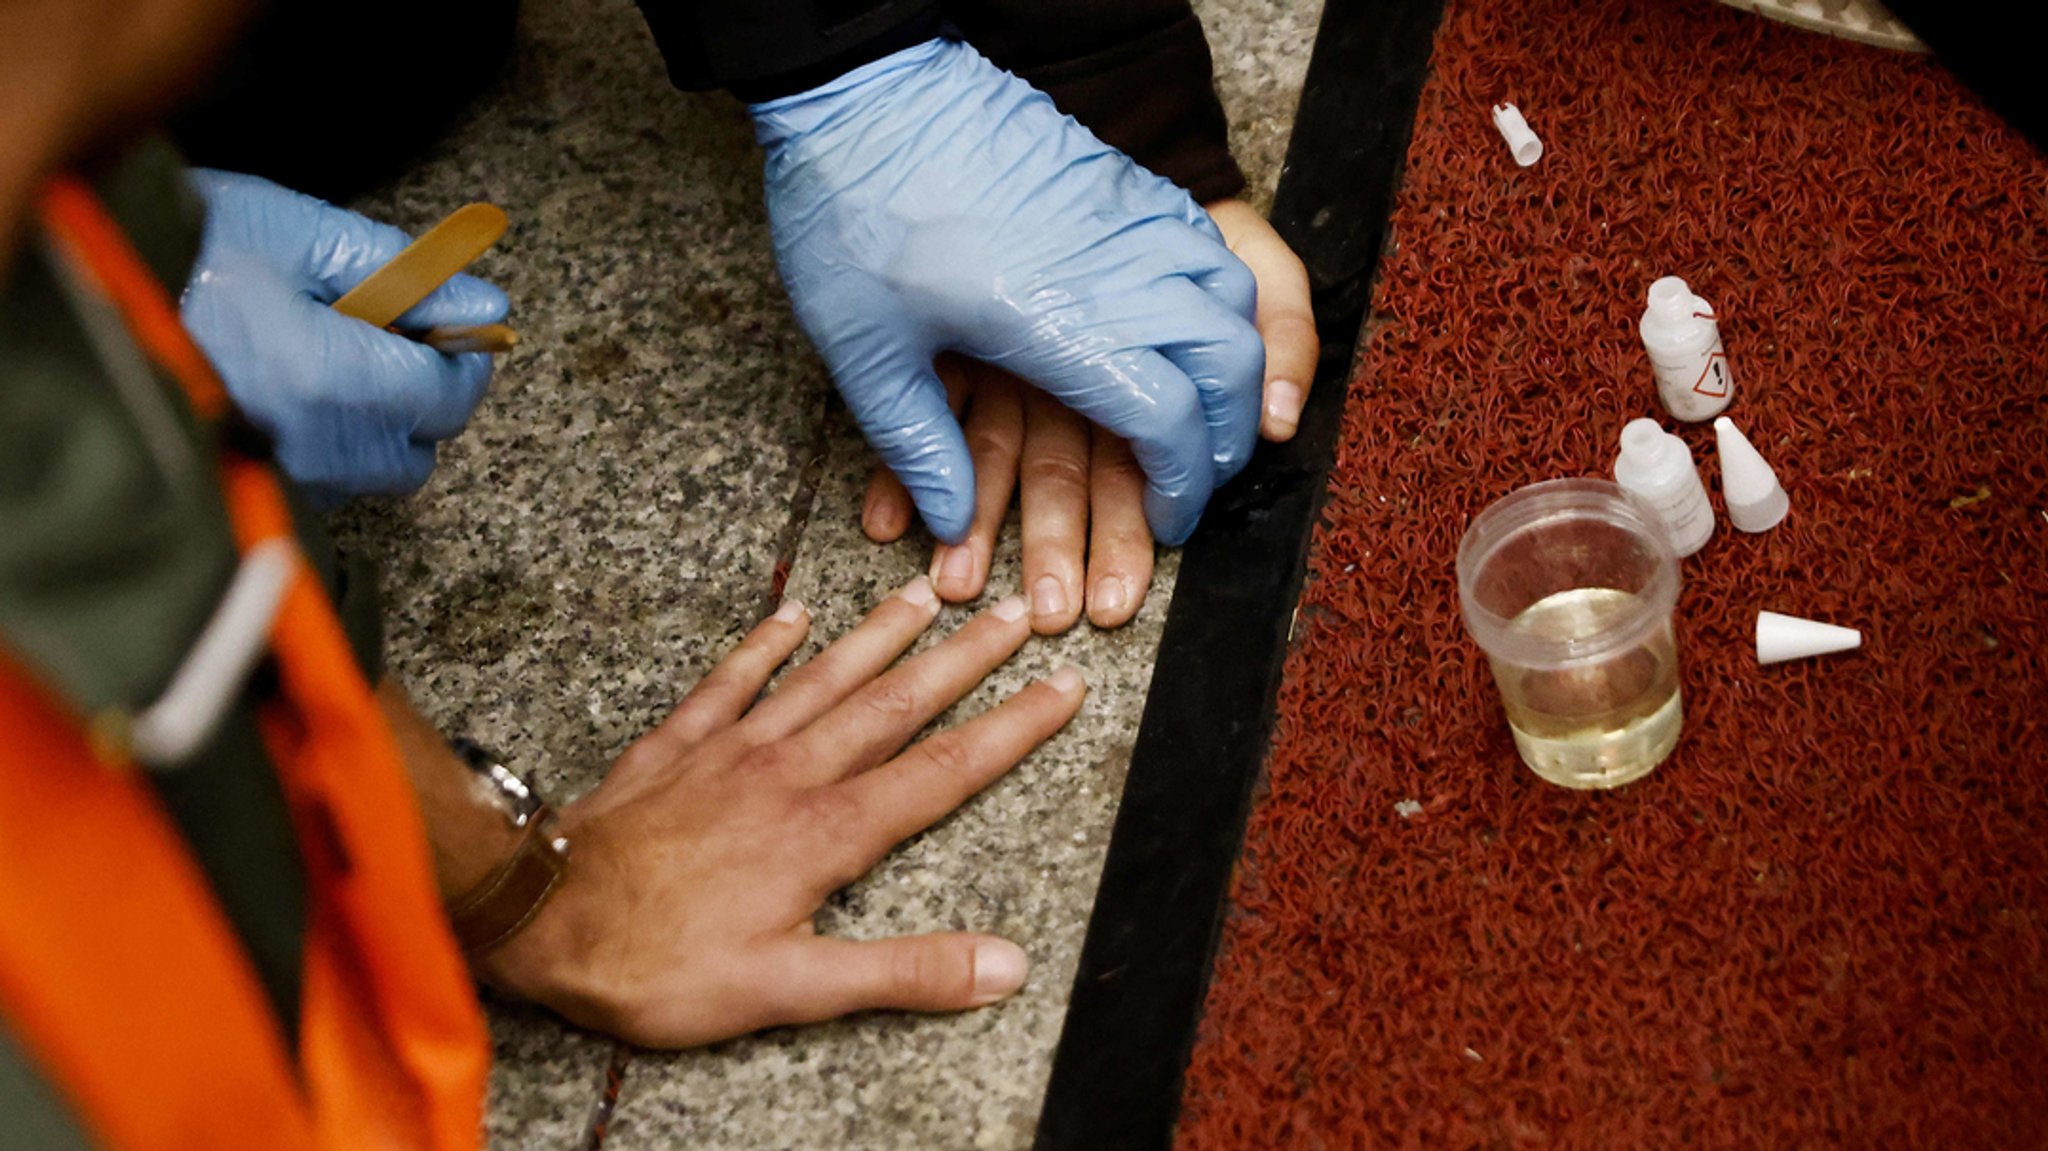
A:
[601,2,1324,1148]
[328,0,829,1146]
[603,414,1172,1151]
[331,0,1320,1146]
[1206,0,1323,213]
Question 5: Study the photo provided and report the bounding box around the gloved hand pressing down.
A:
[751,38,1264,546]
[181,169,509,504]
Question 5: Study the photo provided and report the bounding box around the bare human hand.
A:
[1204,199,1320,440]
[858,199,1319,632]
[478,578,1084,1047]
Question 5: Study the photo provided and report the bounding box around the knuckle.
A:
[1096,448,1146,485]
[733,629,788,665]
[1094,518,1152,554]
[739,740,801,778]
[1271,311,1318,342]
[858,679,922,723]
[690,662,743,699]
[751,951,817,1024]
[892,943,970,1001]
[691,727,749,765]
[908,732,978,784]
[1268,319,1320,369]
[792,785,865,834]
[1021,452,1090,494]
[733,740,777,773]
[964,424,1021,467]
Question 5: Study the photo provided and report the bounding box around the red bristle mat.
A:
[1175,0,2048,1146]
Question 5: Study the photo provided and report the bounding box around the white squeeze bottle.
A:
[1613,418,1714,557]
[1639,276,1734,422]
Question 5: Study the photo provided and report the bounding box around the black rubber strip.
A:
[1031,0,1449,1146]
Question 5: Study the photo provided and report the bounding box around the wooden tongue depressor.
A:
[331,203,515,349]
[419,323,519,355]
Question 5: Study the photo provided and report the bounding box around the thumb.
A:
[769,934,1031,1022]
[304,296,493,443]
[837,355,977,544]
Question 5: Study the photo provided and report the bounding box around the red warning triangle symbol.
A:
[1693,352,1730,399]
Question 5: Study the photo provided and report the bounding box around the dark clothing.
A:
[638,0,1247,201]
[171,0,519,204]
[176,0,1245,205]
[953,1,1246,203]
[639,0,950,102]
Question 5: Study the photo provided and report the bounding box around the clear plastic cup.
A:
[1456,478,1683,789]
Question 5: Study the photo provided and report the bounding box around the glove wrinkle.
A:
[751,39,1261,544]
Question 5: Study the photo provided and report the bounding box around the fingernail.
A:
[773,599,807,624]
[1091,577,1128,618]
[935,544,975,588]
[1049,665,1086,694]
[1265,380,1304,438]
[899,575,936,607]
[1032,575,1069,620]
[972,939,1030,1004]
[991,595,1028,622]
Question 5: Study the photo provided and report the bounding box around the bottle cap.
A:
[1644,276,1699,325]
[1647,275,1688,308]
[1491,103,1543,167]
[1613,419,1674,486]
[1757,611,1862,665]
[1714,416,1789,532]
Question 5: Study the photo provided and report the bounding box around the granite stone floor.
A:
[332,1,1320,1146]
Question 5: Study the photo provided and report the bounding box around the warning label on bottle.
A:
[1693,352,1731,399]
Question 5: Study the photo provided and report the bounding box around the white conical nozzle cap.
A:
[1756,611,1861,665]
[1715,417,1789,532]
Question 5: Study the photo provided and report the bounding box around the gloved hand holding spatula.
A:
[181,169,511,503]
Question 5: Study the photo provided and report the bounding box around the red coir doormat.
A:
[1174,1,2048,1147]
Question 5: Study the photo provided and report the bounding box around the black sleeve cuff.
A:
[1003,13,1246,204]
[636,1,946,102]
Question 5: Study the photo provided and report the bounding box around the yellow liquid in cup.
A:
[1496,587,1681,789]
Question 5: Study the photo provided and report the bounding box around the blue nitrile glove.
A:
[751,39,1263,546]
[181,169,509,504]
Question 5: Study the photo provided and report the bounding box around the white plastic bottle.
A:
[1612,418,1714,557]
[1639,276,1734,422]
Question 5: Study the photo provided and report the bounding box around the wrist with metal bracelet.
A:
[444,738,571,957]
